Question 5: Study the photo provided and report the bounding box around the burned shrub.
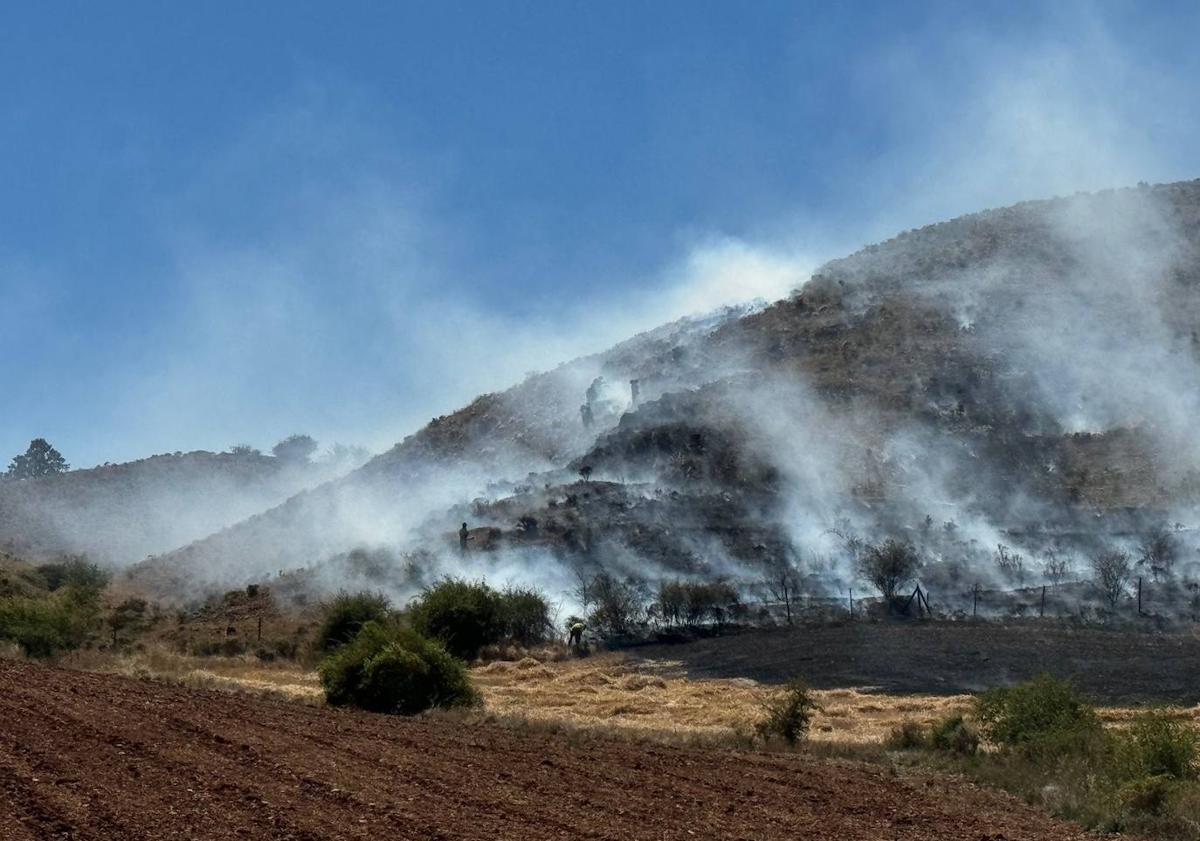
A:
[1138,528,1177,582]
[656,580,741,629]
[760,556,803,625]
[578,573,648,637]
[858,539,921,602]
[994,544,1026,587]
[1042,551,1071,587]
[1092,549,1132,609]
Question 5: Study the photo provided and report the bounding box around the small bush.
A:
[975,674,1101,758]
[408,578,502,661]
[319,621,477,714]
[886,721,929,750]
[315,591,391,653]
[930,714,980,755]
[757,679,820,746]
[1116,774,1176,817]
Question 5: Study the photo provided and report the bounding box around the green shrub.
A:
[318,621,477,714]
[886,721,930,750]
[496,586,552,646]
[930,714,980,755]
[1114,712,1198,781]
[756,679,820,746]
[1116,774,1176,817]
[0,584,100,658]
[36,557,110,594]
[315,591,391,653]
[408,578,502,660]
[975,675,1101,758]
[0,597,74,657]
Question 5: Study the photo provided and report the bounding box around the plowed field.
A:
[0,658,1091,840]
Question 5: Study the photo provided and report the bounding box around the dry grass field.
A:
[47,642,1200,746]
[473,651,972,744]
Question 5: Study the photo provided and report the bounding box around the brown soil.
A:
[0,658,1094,841]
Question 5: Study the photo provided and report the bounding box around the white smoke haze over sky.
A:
[2,7,1198,471]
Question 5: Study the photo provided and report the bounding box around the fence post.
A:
[1040,585,1046,618]
[849,588,854,619]
[973,583,979,618]
[1137,577,1143,615]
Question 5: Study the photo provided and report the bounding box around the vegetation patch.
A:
[318,621,478,715]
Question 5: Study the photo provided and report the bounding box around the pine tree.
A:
[7,438,69,479]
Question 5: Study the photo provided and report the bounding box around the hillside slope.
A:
[0,451,351,565]
[132,180,1200,601]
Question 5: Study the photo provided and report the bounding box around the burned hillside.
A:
[127,180,1200,609]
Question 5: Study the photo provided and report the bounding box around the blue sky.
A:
[2,1,1198,467]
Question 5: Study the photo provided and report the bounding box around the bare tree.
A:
[1138,528,1177,582]
[1042,550,1071,588]
[762,555,804,625]
[1092,549,1132,609]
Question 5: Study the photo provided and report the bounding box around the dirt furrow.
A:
[0,659,1096,840]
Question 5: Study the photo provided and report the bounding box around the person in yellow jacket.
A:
[568,621,586,648]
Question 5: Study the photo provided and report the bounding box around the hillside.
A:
[0,451,352,565]
[130,180,1200,602]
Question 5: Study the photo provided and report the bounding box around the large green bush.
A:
[315,591,391,653]
[407,578,502,660]
[36,557,110,593]
[975,674,1101,758]
[318,621,477,715]
[0,584,100,658]
[496,586,552,646]
[1115,711,1198,782]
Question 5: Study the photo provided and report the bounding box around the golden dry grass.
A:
[473,650,974,744]
[61,647,323,704]
[56,645,1200,745]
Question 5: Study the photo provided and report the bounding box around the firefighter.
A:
[458,522,472,554]
[568,620,586,648]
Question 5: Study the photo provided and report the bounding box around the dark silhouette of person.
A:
[568,621,585,648]
[459,522,472,554]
